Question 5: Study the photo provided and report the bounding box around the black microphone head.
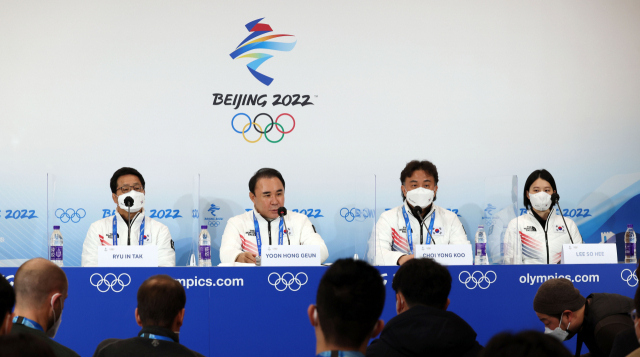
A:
[277,207,287,217]
[551,193,560,204]
[412,206,422,217]
[124,196,134,207]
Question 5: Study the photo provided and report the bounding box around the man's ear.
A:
[433,185,438,194]
[307,304,318,327]
[249,192,256,205]
[175,308,185,329]
[396,292,406,315]
[444,298,450,311]
[135,308,142,327]
[370,319,385,339]
[0,312,12,335]
[112,193,118,205]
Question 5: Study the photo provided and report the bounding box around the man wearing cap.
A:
[533,278,634,357]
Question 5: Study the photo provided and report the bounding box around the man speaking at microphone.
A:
[81,167,175,267]
[374,160,469,266]
[220,168,329,264]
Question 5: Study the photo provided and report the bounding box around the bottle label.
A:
[476,243,486,256]
[50,246,63,261]
[626,243,636,257]
[199,245,211,260]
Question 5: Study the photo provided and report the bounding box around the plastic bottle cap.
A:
[201,225,208,229]
[629,224,634,229]
[53,226,60,230]
[478,225,484,229]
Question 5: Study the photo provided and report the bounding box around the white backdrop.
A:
[1,0,639,265]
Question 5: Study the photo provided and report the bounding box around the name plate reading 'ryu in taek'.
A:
[98,246,159,267]
[261,245,321,266]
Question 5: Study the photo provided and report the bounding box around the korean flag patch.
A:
[432,227,444,235]
[555,225,565,233]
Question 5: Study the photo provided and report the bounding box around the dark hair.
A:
[392,258,451,309]
[248,168,285,195]
[316,259,385,349]
[634,279,640,312]
[479,331,572,357]
[0,333,56,357]
[400,160,439,200]
[137,275,186,329]
[0,274,14,320]
[110,167,146,194]
[523,169,557,210]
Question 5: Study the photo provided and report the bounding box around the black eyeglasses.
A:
[117,185,143,194]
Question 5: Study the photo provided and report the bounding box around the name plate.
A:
[261,245,321,266]
[414,244,473,265]
[98,246,159,267]
[561,244,617,264]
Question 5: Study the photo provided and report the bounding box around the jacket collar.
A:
[403,201,435,222]
[527,209,555,229]
[139,326,179,343]
[252,208,280,224]
[116,210,145,227]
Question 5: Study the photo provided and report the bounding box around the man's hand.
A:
[397,254,414,265]
[235,252,257,264]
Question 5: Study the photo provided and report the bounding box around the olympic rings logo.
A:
[55,208,86,223]
[340,208,375,223]
[267,272,308,291]
[458,271,497,290]
[90,273,131,293]
[621,269,638,287]
[231,113,295,143]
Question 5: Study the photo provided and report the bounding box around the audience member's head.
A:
[533,278,586,341]
[135,275,186,332]
[633,277,640,341]
[480,331,572,357]
[13,258,68,337]
[392,258,451,313]
[0,333,56,357]
[0,274,15,336]
[309,259,386,354]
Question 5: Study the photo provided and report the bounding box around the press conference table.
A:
[1,264,637,357]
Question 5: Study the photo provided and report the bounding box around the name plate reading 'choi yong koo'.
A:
[261,245,321,266]
[98,246,159,267]
[414,244,473,266]
[561,244,617,264]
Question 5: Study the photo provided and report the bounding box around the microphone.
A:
[412,206,436,245]
[278,207,291,245]
[551,193,574,244]
[124,197,134,245]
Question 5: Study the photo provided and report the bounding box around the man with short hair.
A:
[533,278,634,357]
[81,167,175,266]
[367,258,482,357]
[220,168,329,264]
[10,258,79,357]
[93,274,204,357]
[374,160,469,266]
[309,259,385,356]
[0,274,15,335]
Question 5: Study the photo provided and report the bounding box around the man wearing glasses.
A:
[81,167,176,266]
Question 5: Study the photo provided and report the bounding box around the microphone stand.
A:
[552,193,574,244]
[413,206,436,245]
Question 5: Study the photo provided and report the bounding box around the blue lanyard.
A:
[252,212,285,256]
[139,333,174,342]
[13,316,44,332]
[402,206,436,252]
[112,214,145,246]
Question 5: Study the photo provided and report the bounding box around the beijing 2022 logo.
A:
[230,17,296,86]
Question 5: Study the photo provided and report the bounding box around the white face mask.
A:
[405,187,435,209]
[544,314,570,342]
[46,293,63,338]
[118,190,145,213]
[530,192,552,211]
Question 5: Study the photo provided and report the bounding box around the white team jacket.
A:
[220,209,329,264]
[81,210,176,267]
[375,202,470,265]
[504,209,583,264]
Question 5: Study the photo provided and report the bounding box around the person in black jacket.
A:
[533,278,634,357]
[366,258,483,357]
[0,274,15,336]
[92,274,204,357]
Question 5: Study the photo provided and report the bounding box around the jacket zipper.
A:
[268,221,272,245]
[543,214,550,264]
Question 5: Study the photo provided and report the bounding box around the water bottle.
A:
[625,224,636,264]
[198,225,212,267]
[49,226,63,267]
[475,225,488,265]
